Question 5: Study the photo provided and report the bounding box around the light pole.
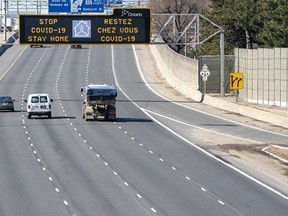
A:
[220,28,225,97]
[3,0,7,41]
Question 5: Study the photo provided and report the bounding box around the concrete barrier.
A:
[149,39,288,128]
[201,94,288,128]
[150,39,202,102]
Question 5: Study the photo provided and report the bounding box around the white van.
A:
[25,93,53,119]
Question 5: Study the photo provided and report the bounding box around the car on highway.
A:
[71,45,82,48]
[0,96,15,111]
[30,44,43,48]
[24,93,53,119]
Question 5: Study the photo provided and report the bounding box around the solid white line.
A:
[131,45,288,200]
[112,45,288,200]
[142,108,260,143]
[218,200,225,205]
[262,147,288,164]
[201,187,207,192]
[141,108,288,200]
[131,45,288,138]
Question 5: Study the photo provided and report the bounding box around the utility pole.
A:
[220,28,225,97]
[3,0,7,41]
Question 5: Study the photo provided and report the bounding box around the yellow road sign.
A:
[230,73,243,89]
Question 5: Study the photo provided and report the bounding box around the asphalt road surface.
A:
[0,45,287,216]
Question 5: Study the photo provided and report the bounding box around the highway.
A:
[0,44,288,216]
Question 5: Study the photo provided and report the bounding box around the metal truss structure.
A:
[0,0,48,15]
[152,13,225,96]
[0,0,149,15]
[152,14,222,46]
[0,1,225,96]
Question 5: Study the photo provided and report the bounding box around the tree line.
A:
[150,0,288,56]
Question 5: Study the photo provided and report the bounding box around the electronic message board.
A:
[19,8,151,45]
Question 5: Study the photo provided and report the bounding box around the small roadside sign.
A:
[230,73,243,89]
[200,64,210,80]
[200,71,210,77]
[200,64,210,95]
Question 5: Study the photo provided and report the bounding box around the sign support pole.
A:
[200,64,210,96]
[3,0,7,41]
[204,79,207,95]
[220,28,225,97]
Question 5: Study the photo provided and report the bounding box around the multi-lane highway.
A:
[0,44,288,216]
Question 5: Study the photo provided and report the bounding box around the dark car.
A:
[30,45,43,48]
[0,96,15,111]
[71,45,82,48]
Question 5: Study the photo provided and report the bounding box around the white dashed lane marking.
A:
[21,47,76,216]
[51,46,162,215]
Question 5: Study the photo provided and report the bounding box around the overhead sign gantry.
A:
[19,8,151,45]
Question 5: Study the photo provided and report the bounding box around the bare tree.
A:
[150,0,208,53]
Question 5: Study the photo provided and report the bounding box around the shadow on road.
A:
[0,32,18,57]
[116,118,153,123]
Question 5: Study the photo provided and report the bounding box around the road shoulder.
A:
[134,44,288,195]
